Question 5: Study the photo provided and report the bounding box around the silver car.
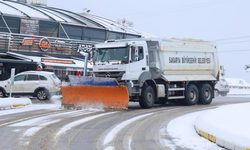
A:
[0,71,61,100]
[215,78,230,96]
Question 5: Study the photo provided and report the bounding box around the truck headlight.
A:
[118,60,123,64]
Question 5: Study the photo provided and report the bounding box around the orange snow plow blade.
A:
[61,76,129,110]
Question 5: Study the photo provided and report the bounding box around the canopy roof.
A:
[0,0,141,35]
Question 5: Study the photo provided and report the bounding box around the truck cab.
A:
[93,40,149,82]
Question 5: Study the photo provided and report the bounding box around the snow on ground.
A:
[103,113,153,146]
[160,111,224,150]
[161,102,250,150]
[56,112,116,138]
[195,103,250,149]
[0,96,62,116]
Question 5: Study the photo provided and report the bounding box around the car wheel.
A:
[185,84,199,105]
[0,89,5,98]
[139,86,155,108]
[37,89,47,100]
[221,93,227,97]
[214,89,219,97]
[199,83,213,105]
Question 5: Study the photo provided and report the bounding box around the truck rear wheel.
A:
[139,86,155,108]
[199,83,213,104]
[185,84,198,105]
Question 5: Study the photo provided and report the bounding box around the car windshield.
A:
[94,47,129,63]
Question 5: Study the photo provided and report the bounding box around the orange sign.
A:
[46,66,54,69]
[21,38,38,46]
[39,38,51,51]
[42,58,74,64]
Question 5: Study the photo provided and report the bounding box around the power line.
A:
[218,49,250,53]
[217,40,250,45]
[212,36,250,42]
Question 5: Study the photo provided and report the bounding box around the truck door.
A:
[129,45,149,79]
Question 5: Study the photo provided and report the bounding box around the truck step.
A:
[132,92,140,94]
[168,96,185,99]
[133,84,139,87]
[168,88,185,91]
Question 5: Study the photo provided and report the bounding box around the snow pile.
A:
[228,88,250,95]
[195,103,250,148]
[0,97,32,109]
[226,78,250,88]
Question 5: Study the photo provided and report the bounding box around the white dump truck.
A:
[90,38,220,108]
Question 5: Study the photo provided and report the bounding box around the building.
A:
[0,0,146,81]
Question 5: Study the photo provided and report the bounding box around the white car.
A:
[215,78,230,96]
[0,71,61,100]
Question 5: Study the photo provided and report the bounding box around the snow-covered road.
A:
[0,95,249,150]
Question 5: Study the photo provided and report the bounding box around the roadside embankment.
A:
[194,103,250,150]
[0,98,32,109]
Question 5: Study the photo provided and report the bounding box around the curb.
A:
[194,125,250,150]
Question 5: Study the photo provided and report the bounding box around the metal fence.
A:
[0,32,98,55]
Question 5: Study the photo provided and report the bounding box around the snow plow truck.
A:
[61,38,219,109]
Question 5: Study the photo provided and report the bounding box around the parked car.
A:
[215,78,230,96]
[0,71,61,100]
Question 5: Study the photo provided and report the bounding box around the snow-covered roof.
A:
[0,0,144,36]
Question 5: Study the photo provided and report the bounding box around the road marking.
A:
[103,113,153,145]
[55,112,116,138]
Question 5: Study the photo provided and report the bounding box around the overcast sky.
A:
[47,0,250,82]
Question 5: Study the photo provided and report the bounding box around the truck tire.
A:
[37,89,47,100]
[199,83,213,105]
[139,86,155,108]
[185,84,198,105]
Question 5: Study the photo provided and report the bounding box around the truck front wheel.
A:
[139,86,155,108]
[185,84,199,105]
[199,83,213,104]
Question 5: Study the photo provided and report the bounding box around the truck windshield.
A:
[94,47,129,63]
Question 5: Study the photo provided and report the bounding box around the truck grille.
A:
[94,71,125,81]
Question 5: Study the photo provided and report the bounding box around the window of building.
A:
[124,34,140,39]
[83,28,106,42]
[0,16,20,33]
[39,20,59,37]
[108,31,124,40]
[60,24,82,40]
[27,75,39,81]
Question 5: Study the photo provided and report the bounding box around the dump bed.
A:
[149,38,219,81]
